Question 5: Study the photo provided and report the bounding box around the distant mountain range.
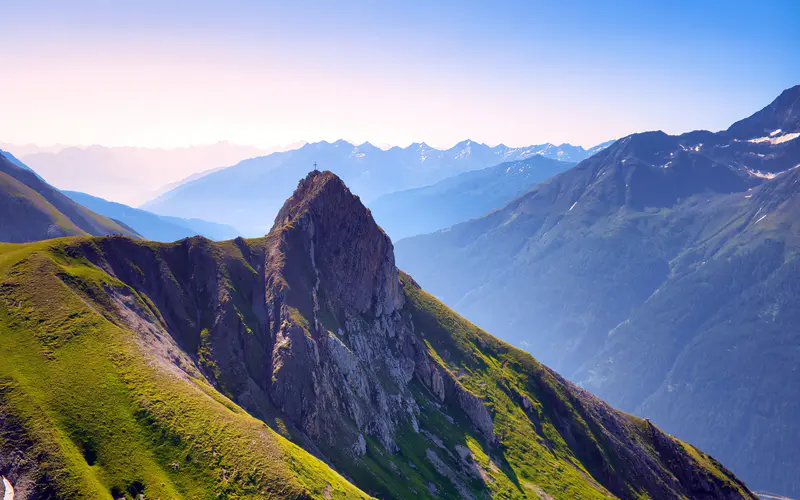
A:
[0,153,140,242]
[395,85,800,496]
[0,141,302,206]
[143,139,612,236]
[370,155,575,240]
[64,191,240,242]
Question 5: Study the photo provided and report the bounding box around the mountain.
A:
[1,142,296,206]
[527,140,616,162]
[369,156,575,240]
[143,139,612,237]
[0,170,753,499]
[395,85,800,495]
[64,191,241,242]
[1,149,35,173]
[0,154,140,242]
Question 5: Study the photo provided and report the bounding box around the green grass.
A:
[401,272,613,499]
[0,239,370,499]
[399,271,753,500]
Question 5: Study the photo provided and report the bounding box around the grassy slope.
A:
[0,171,88,238]
[0,239,369,499]
[389,271,753,500]
[0,155,139,242]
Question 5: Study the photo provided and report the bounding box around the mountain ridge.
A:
[0,154,141,242]
[63,190,241,242]
[395,85,800,496]
[3,141,294,206]
[142,139,613,236]
[369,156,575,240]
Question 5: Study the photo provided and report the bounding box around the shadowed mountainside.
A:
[369,156,575,240]
[396,84,800,496]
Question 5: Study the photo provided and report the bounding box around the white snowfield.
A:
[745,164,800,180]
[2,476,13,500]
[748,131,800,145]
[745,168,779,179]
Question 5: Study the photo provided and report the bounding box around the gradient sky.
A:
[1,0,799,149]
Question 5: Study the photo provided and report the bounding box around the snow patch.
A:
[2,476,13,500]
[755,214,767,225]
[568,202,578,212]
[748,132,800,145]
[678,143,703,152]
[455,145,472,160]
[745,168,778,179]
[770,129,783,137]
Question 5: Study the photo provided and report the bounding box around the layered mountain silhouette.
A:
[143,139,611,236]
[64,190,241,242]
[1,149,38,175]
[3,141,287,206]
[369,156,575,240]
[0,153,140,242]
[0,170,753,499]
[396,85,800,495]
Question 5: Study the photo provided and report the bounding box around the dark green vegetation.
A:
[0,170,755,498]
[369,156,574,240]
[396,85,800,496]
[0,154,140,243]
[64,190,241,242]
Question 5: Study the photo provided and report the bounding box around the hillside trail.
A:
[2,476,13,500]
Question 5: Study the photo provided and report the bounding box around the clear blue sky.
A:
[1,0,798,148]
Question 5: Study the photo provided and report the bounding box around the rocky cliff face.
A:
[254,171,493,457]
[273,170,404,317]
[44,171,757,499]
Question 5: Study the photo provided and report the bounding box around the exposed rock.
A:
[425,448,475,500]
[352,434,367,457]
[273,171,404,317]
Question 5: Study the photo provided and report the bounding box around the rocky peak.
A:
[273,170,403,316]
[727,84,800,139]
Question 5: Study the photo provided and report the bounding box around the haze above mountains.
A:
[0,141,299,206]
[140,139,612,236]
[0,138,608,244]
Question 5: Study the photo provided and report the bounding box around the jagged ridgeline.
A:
[0,171,754,499]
